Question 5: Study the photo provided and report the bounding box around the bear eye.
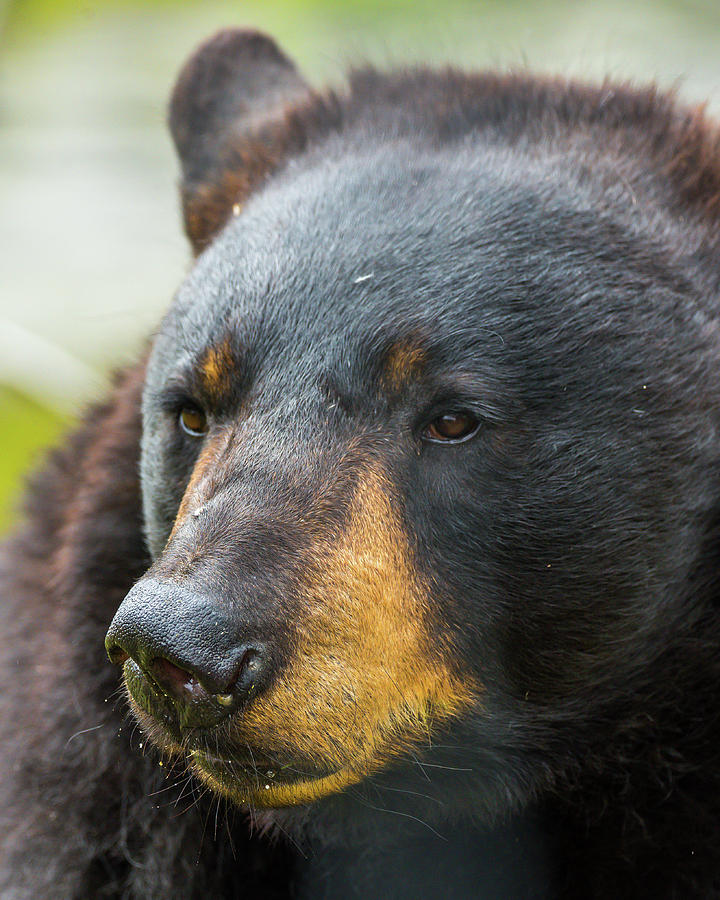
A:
[423,412,479,444]
[178,406,208,437]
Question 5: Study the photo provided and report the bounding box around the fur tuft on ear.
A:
[169,29,311,253]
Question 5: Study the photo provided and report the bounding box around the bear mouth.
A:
[122,661,374,807]
[189,748,369,808]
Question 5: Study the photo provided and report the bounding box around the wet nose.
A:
[105,578,267,722]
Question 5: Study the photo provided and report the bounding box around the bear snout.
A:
[105,577,269,727]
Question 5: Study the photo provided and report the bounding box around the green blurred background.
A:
[1,0,719,532]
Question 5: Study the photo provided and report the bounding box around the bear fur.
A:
[3,28,720,899]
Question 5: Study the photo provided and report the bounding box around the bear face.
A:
[104,30,720,837]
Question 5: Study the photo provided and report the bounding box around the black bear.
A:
[2,28,720,899]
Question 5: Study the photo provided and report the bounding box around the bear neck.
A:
[292,813,553,900]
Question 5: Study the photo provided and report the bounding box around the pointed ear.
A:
[169,29,311,253]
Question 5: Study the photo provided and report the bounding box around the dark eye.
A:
[423,412,479,444]
[178,406,208,437]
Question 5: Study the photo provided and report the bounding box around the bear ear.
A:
[169,29,311,253]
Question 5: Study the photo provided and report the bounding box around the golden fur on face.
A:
[199,337,235,399]
[184,464,478,807]
[382,339,427,393]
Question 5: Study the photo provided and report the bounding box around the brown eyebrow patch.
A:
[383,339,427,392]
[199,337,235,398]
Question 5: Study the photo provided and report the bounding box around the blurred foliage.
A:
[3,0,488,44]
[4,0,218,38]
[0,389,68,533]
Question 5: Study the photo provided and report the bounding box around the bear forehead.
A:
[158,141,685,383]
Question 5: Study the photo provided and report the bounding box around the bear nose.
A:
[105,578,267,721]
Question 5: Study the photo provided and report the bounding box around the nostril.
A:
[147,646,266,708]
[106,643,130,666]
[240,647,261,679]
[150,657,211,703]
[232,645,266,696]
